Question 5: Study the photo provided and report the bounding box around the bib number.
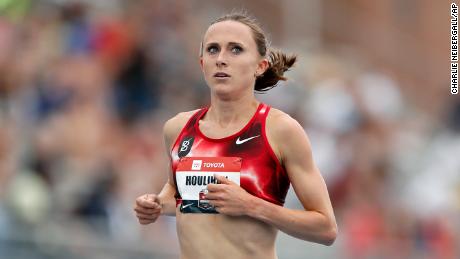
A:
[175,157,242,213]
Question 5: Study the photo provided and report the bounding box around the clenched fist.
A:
[134,194,162,225]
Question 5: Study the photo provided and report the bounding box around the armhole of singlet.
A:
[261,105,288,178]
[170,108,207,154]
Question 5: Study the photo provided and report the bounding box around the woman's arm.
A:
[157,111,202,216]
[155,117,180,216]
[249,111,337,245]
[156,180,177,216]
[135,111,196,220]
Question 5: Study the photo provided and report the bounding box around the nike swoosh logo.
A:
[181,203,193,209]
[236,135,260,145]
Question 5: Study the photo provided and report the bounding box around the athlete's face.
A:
[200,21,268,98]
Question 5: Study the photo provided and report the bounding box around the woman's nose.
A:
[216,52,228,67]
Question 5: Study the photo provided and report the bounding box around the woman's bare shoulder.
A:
[266,107,301,134]
[266,107,310,156]
[163,109,201,146]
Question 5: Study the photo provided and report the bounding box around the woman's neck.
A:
[207,95,259,127]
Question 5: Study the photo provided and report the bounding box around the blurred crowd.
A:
[0,0,459,259]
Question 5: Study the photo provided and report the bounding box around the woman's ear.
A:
[256,58,269,76]
[200,57,204,71]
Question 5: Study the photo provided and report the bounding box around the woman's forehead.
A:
[203,20,254,45]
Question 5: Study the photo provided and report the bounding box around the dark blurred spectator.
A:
[112,47,160,125]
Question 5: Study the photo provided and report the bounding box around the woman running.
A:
[134,12,337,259]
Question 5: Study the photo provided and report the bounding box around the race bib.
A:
[176,157,242,213]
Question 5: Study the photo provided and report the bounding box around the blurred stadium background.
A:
[0,0,458,258]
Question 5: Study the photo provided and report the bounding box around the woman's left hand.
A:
[206,174,254,216]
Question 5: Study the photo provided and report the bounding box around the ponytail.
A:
[255,49,297,92]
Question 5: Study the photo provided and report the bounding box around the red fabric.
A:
[171,103,290,206]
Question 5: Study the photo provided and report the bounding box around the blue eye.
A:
[207,46,219,54]
[231,46,243,54]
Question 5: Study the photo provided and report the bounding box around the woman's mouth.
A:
[213,72,231,78]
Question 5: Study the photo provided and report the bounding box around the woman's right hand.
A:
[134,194,162,225]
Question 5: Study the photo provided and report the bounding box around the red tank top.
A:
[171,103,290,206]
